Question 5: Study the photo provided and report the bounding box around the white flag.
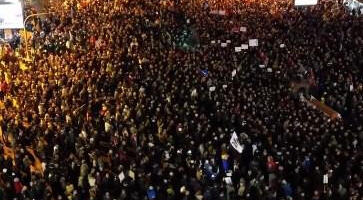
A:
[230,132,243,153]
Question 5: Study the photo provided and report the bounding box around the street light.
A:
[23,12,53,61]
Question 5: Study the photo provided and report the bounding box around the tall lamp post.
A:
[23,12,53,60]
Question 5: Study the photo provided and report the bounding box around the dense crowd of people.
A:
[0,0,362,199]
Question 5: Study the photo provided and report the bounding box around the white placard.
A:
[219,10,226,15]
[210,10,226,15]
[280,44,285,48]
[211,40,216,44]
[295,0,318,6]
[0,0,24,29]
[240,27,247,32]
[249,39,258,47]
[267,68,273,72]
[226,40,231,43]
[221,43,227,47]
[234,47,241,52]
[259,65,265,68]
[224,177,232,184]
[241,44,249,49]
[118,172,125,182]
[323,174,328,184]
[230,131,243,153]
[4,29,13,40]
[209,86,216,92]
[232,69,237,77]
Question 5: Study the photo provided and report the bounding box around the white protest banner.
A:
[211,40,216,44]
[267,68,273,72]
[0,0,24,29]
[226,40,231,44]
[230,131,243,153]
[259,65,265,68]
[241,44,249,50]
[249,39,258,47]
[240,27,247,32]
[221,43,227,47]
[280,44,285,48]
[234,47,241,52]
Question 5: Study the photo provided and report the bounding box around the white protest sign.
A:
[349,84,354,91]
[280,44,285,48]
[209,86,216,92]
[267,68,273,72]
[241,44,249,50]
[219,10,226,15]
[249,39,258,47]
[240,27,247,32]
[210,10,219,15]
[118,172,125,182]
[323,174,328,184]
[4,29,13,40]
[252,144,257,155]
[221,43,227,47]
[232,69,237,78]
[259,65,265,68]
[295,0,317,6]
[211,40,216,44]
[235,47,241,52]
[226,40,231,44]
[224,177,233,184]
[230,131,243,153]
